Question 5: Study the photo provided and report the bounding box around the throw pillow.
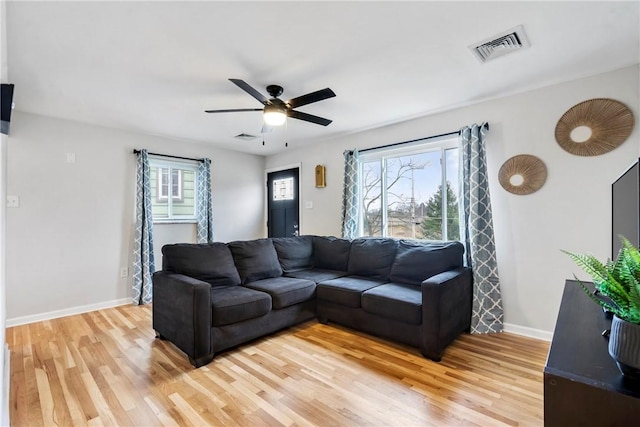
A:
[272,236,314,272]
[161,243,241,287]
[389,240,464,285]
[313,236,351,271]
[347,238,398,281]
[228,239,283,284]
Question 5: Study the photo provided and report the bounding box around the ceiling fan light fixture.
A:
[206,79,334,127]
[263,104,287,126]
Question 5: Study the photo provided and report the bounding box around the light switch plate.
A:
[6,196,19,208]
[305,201,313,209]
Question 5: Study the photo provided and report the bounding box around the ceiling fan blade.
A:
[288,110,332,126]
[229,79,269,105]
[205,108,263,113]
[287,88,336,109]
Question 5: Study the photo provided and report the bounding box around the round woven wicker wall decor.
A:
[498,154,547,195]
[555,98,634,156]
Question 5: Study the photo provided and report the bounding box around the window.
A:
[157,168,183,201]
[360,137,459,240]
[149,158,198,222]
[272,177,294,201]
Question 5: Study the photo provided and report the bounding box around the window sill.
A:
[153,219,198,225]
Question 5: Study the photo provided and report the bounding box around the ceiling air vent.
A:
[234,133,258,141]
[469,25,530,63]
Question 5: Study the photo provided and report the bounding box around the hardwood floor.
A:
[7,304,549,426]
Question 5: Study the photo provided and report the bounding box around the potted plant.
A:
[563,235,640,379]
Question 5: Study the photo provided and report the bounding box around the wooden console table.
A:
[544,280,640,425]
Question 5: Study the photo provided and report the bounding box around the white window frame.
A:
[149,157,199,223]
[358,136,459,239]
[157,168,183,201]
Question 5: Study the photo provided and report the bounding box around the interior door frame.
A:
[264,163,302,237]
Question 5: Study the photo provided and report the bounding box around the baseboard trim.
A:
[6,298,131,327]
[503,322,553,342]
[5,301,554,342]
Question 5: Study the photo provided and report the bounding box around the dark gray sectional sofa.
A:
[152,235,472,368]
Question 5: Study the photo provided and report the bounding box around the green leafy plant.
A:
[563,236,640,324]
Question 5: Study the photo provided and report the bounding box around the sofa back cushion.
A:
[347,238,398,281]
[272,236,314,273]
[390,240,464,285]
[313,236,351,271]
[228,239,283,284]
[161,243,241,287]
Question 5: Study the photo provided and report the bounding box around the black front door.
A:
[267,168,299,238]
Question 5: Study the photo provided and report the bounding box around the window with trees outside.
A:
[360,137,459,240]
[149,158,198,222]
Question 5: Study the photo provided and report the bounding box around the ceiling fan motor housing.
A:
[266,85,284,98]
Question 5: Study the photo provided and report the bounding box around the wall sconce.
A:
[315,165,326,188]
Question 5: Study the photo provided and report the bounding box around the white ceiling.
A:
[6,1,640,156]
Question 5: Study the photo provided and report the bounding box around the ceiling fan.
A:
[205,79,336,126]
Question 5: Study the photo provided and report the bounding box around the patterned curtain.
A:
[197,158,214,243]
[341,149,360,239]
[133,149,155,305]
[459,123,503,334]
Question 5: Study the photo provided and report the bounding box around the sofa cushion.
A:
[272,236,314,273]
[361,283,422,325]
[228,239,283,284]
[390,240,464,286]
[313,236,351,271]
[161,243,241,287]
[316,276,385,308]
[347,238,398,281]
[210,286,271,326]
[285,268,349,283]
[243,277,316,309]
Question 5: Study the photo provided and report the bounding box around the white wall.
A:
[266,65,640,337]
[3,66,639,336]
[5,112,265,323]
[153,223,197,271]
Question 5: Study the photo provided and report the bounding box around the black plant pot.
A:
[608,315,640,379]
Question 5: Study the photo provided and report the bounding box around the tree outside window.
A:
[420,181,459,240]
[360,141,458,240]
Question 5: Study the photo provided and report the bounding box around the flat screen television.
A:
[1,83,15,135]
[612,158,639,258]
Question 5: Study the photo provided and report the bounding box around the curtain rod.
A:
[354,122,489,154]
[132,149,204,162]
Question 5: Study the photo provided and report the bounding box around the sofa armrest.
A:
[420,267,472,361]
[152,271,213,367]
